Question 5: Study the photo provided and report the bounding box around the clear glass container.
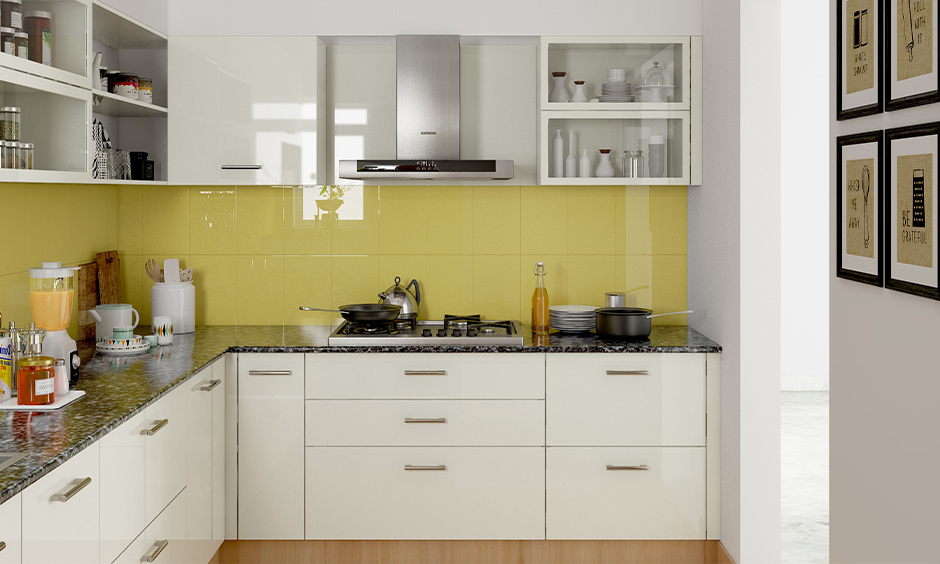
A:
[20,141,31,169]
[643,61,667,85]
[531,262,549,335]
[1,140,14,169]
[14,30,26,58]
[1,26,15,55]
[0,106,20,141]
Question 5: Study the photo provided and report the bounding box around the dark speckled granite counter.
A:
[0,324,719,504]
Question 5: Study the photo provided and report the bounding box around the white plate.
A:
[550,305,597,313]
[97,342,151,356]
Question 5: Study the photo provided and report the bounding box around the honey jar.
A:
[17,355,54,405]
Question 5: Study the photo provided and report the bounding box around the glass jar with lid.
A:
[0,0,22,31]
[14,30,25,58]
[643,61,667,86]
[20,140,32,169]
[1,140,14,168]
[0,106,20,140]
[17,355,54,405]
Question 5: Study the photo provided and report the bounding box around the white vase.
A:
[552,129,564,177]
[595,150,615,178]
[579,149,592,178]
[548,74,569,103]
[571,81,588,102]
[564,131,577,177]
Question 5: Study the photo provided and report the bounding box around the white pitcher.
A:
[88,304,139,342]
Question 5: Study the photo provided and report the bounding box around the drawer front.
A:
[114,489,193,564]
[306,353,544,399]
[0,494,21,564]
[305,400,544,446]
[546,353,705,446]
[22,443,100,564]
[546,447,705,540]
[305,447,545,540]
[99,409,148,564]
[144,384,188,523]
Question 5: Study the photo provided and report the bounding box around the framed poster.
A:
[838,0,882,119]
[837,131,884,286]
[887,0,940,110]
[886,123,940,299]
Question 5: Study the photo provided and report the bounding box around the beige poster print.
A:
[897,0,934,81]
[846,158,876,258]
[847,0,876,93]
[897,154,933,267]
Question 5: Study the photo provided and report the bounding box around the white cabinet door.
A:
[144,385,187,522]
[168,36,326,185]
[114,490,192,564]
[238,354,305,540]
[210,358,226,545]
[99,410,148,564]
[306,447,545,540]
[22,443,99,564]
[0,494,21,564]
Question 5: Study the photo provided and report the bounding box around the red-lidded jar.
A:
[17,356,55,405]
[111,72,138,100]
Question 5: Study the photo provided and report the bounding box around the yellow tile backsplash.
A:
[0,182,687,331]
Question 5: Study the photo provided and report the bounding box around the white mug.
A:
[153,316,173,345]
[89,304,140,342]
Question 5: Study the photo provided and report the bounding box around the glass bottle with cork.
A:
[531,262,549,335]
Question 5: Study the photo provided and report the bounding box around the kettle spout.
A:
[88,309,102,324]
[378,292,389,301]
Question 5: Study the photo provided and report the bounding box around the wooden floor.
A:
[210,540,733,564]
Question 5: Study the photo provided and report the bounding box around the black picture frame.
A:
[838,0,883,120]
[837,131,885,286]
[886,0,940,111]
[885,122,940,299]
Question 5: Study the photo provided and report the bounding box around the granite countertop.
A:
[0,324,720,504]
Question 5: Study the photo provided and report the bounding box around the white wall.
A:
[781,0,830,391]
[830,2,940,560]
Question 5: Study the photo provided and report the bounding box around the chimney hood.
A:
[338,35,514,181]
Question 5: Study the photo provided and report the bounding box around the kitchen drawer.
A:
[305,400,544,446]
[99,409,148,564]
[113,489,195,564]
[0,493,21,564]
[305,447,545,540]
[143,385,188,522]
[306,353,545,399]
[22,443,100,564]
[546,353,705,446]
[546,446,706,540]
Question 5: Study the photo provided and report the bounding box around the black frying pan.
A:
[299,303,402,323]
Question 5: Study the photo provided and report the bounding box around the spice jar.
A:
[1,26,14,55]
[0,140,13,168]
[138,76,152,104]
[112,72,138,100]
[16,356,54,406]
[21,140,32,169]
[13,141,27,169]
[1,0,22,31]
[99,64,108,90]
[14,30,25,57]
[23,11,50,66]
[1,106,21,140]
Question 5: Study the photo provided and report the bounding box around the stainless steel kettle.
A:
[378,277,421,318]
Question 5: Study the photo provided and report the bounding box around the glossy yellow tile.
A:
[48,184,76,263]
[473,185,520,255]
[190,186,237,255]
[623,185,653,254]
[567,186,616,255]
[426,186,473,254]
[617,255,653,309]
[647,186,663,255]
[653,255,688,325]
[378,186,427,255]
[119,254,144,320]
[472,255,521,320]
[519,255,568,325]
[71,184,118,263]
[331,255,378,311]
[283,256,331,325]
[118,185,143,256]
[331,185,379,255]
[236,186,284,255]
[661,185,688,255]
[377,255,427,309]
[23,183,51,269]
[284,186,331,255]
[0,271,31,327]
[423,255,474,319]
[566,255,616,307]
[0,184,25,275]
[520,186,568,255]
[191,255,238,325]
[236,255,285,325]
[141,185,191,256]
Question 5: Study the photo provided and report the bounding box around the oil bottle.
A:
[531,262,549,335]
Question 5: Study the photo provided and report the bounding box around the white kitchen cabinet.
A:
[0,0,90,88]
[237,353,305,540]
[185,357,225,563]
[22,442,99,564]
[168,36,326,185]
[112,489,193,564]
[0,494,21,564]
[143,385,187,523]
[546,447,706,540]
[305,447,545,540]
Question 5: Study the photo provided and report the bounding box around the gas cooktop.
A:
[328,315,523,346]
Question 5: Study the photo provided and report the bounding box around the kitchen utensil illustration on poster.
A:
[848,0,874,94]
[837,131,883,286]
[887,123,940,299]
[839,0,882,119]
[846,158,876,258]
[888,0,940,109]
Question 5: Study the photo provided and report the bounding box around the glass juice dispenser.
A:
[29,262,80,382]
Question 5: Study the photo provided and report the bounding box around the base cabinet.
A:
[0,494,21,564]
[113,489,193,564]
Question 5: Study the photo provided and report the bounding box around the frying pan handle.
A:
[299,306,342,313]
[646,309,693,319]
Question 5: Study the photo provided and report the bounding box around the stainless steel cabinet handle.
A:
[141,419,169,436]
[404,417,447,424]
[404,370,447,376]
[141,540,169,563]
[605,370,650,376]
[200,379,221,392]
[54,477,92,502]
[606,464,649,471]
[221,164,262,170]
[248,370,292,376]
[404,465,447,471]
[0,540,6,552]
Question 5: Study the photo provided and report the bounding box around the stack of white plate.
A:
[549,305,597,333]
[599,81,635,103]
[96,335,150,356]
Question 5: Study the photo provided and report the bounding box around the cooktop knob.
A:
[437,328,447,337]
[467,328,477,337]
[451,328,462,337]
[422,328,432,337]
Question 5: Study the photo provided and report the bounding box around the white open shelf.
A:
[93,90,166,118]
[92,1,167,49]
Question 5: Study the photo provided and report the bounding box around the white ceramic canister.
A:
[151,281,195,334]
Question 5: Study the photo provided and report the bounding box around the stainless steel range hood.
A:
[338,35,514,181]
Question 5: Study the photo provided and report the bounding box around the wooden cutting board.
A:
[76,262,99,341]
[96,250,121,305]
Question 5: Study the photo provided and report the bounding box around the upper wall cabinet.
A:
[538,36,702,186]
[168,36,326,186]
